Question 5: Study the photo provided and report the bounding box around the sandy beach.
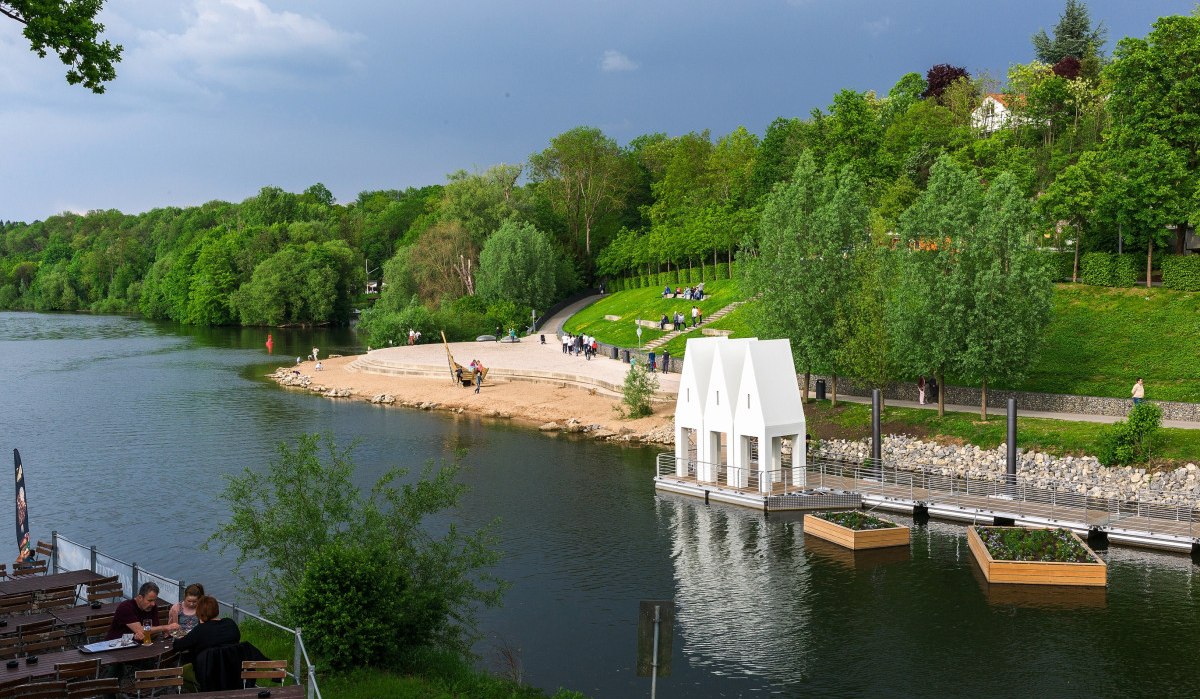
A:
[272,340,677,444]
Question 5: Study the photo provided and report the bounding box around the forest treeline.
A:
[1,3,1197,346]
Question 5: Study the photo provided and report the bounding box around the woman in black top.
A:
[173,595,240,661]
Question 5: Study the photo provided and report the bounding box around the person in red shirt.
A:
[105,582,180,641]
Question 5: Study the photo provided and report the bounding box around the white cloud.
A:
[863,17,891,37]
[130,0,364,92]
[600,50,639,73]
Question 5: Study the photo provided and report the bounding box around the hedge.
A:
[1080,252,1138,287]
[1162,255,1200,291]
[1043,251,1076,282]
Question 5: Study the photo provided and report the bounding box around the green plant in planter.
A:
[977,527,1093,563]
[816,510,897,531]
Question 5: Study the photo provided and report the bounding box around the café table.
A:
[0,570,105,597]
[0,634,172,683]
[186,686,305,698]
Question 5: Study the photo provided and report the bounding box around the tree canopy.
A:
[1,0,123,92]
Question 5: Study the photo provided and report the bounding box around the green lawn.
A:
[570,282,1200,402]
[240,620,584,698]
[807,400,1200,466]
[563,280,742,348]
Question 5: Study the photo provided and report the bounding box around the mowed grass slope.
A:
[568,282,1200,402]
[563,280,742,348]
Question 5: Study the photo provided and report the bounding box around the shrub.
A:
[1162,255,1200,291]
[728,261,741,279]
[715,261,730,280]
[615,363,659,418]
[686,266,699,284]
[1098,402,1162,465]
[657,271,670,288]
[1043,251,1076,282]
[290,543,445,671]
[1080,252,1137,287]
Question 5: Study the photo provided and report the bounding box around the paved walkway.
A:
[833,393,1200,430]
[542,293,603,336]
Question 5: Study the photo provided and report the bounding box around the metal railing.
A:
[802,457,1200,540]
[51,533,322,699]
[656,453,808,495]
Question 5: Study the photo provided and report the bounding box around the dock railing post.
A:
[89,545,97,573]
[131,563,139,595]
[50,531,58,573]
[294,627,303,687]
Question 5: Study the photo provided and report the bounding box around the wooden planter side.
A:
[967,527,1107,587]
[804,514,910,550]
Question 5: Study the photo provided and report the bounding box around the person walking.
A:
[691,306,699,328]
[475,368,483,394]
[1132,378,1145,406]
[918,376,926,405]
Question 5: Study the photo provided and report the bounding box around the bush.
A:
[1080,252,1137,287]
[657,271,670,288]
[1043,251,1076,282]
[291,543,446,671]
[1098,402,1162,466]
[358,301,435,348]
[615,362,659,418]
[1162,255,1200,291]
[686,266,699,284]
[729,261,741,279]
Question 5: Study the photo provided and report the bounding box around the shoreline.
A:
[270,355,676,445]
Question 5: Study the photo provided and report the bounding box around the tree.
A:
[958,173,1054,418]
[208,434,505,658]
[922,64,970,100]
[397,222,478,303]
[475,220,557,313]
[0,0,123,92]
[892,156,982,417]
[1038,150,1103,281]
[440,164,524,245]
[834,243,896,406]
[1032,0,1106,64]
[528,127,631,260]
[1106,12,1200,254]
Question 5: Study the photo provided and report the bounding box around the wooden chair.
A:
[0,676,28,699]
[33,543,53,567]
[133,667,183,697]
[241,659,288,686]
[156,648,180,670]
[54,658,100,681]
[11,680,68,699]
[0,564,8,579]
[21,629,69,654]
[65,678,119,699]
[83,614,113,643]
[10,560,46,578]
[0,635,21,660]
[0,594,34,616]
[33,586,74,613]
[84,577,123,606]
[15,619,52,638]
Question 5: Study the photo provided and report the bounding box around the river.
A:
[2,311,1199,698]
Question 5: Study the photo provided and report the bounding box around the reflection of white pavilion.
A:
[660,337,809,509]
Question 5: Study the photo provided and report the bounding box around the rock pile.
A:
[816,434,1200,508]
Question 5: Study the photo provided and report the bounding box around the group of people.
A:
[916,376,939,405]
[105,581,253,691]
[659,307,702,331]
[662,283,705,301]
[562,332,598,359]
[407,329,423,345]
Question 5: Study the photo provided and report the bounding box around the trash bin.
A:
[816,379,826,401]
[661,351,670,373]
[610,346,619,360]
[622,349,630,364]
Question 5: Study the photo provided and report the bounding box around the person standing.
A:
[918,376,926,405]
[311,347,319,362]
[1132,378,1145,406]
[475,368,483,394]
[691,306,699,328]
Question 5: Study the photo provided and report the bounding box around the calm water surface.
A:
[2,311,1199,698]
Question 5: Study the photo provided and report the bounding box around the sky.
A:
[0,0,1194,222]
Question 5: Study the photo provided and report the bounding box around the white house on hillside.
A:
[971,93,1014,133]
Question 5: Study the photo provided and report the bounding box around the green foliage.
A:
[207,434,505,659]
[3,0,124,92]
[617,362,659,418]
[1161,255,1200,291]
[1080,252,1137,287]
[1098,402,1163,466]
[1043,251,1076,282]
[815,511,897,530]
[476,220,557,312]
[977,527,1094,563]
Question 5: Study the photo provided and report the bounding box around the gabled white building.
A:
[674,336,804,492]
[971,93,1014,133]
[732,339,806,492]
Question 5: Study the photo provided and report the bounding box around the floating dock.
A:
[655,454,1200,554]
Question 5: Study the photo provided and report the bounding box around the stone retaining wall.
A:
[807,374,1200,422]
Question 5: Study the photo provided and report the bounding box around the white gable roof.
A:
[674,337,721,426]
[734,339,805,435]
[702,338,754,431]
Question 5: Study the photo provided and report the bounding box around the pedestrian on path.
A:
[1132,378,1145,406]
[475,368,483,394]
[918,376,926,405]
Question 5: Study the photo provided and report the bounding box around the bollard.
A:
[1007,398,1017,488]
[871,389,881,463]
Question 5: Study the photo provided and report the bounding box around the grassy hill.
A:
[566,282,1200,403]
[562,280,743,349]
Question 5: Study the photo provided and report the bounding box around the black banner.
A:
[13,450,29,562]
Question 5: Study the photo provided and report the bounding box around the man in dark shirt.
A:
[105,582,179,641]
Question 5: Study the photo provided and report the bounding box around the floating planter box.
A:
[803,510,910,550]
[968,526,1106,587]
